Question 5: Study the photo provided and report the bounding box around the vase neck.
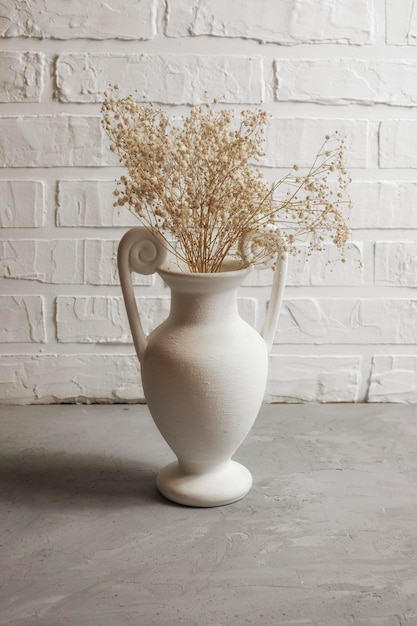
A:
[158,267,250,325]
[171,290,239,325]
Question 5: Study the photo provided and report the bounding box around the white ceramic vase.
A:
[118,227,287,507]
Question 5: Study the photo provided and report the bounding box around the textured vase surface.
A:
[118,227,287,507]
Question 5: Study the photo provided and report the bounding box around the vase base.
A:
[156,460,253,507]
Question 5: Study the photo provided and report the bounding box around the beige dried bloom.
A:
[101,86,353,273]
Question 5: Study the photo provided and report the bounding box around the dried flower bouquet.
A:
[101,87,352,273]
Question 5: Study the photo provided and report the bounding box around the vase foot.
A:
[156,460,253,507]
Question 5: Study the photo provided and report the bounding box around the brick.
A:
[57,180,137,227]
[0,240,84,284]
[266,355,361,402]
[386,0,417,44]
[0,239,151,286]
[85,239,121,286]
[57,296,134,343]
[286,243,363,287]
[275,59,417,106]
[263,118,371,168]
[348,181,417,229]
[380,120,417,168]
[56,53,264,104]
[0,181,44,227]
[0,296,45,343]
[166,0,373,45]
[56,296,258,343]
[0,0,156,40]
[375,242,417,286]
[0,52,44,102]
[276,299,417,344]
[0,354,143,404]
[368,356,417,402]
[0,116,105,167]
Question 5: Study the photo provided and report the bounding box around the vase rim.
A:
[158,261,252,280]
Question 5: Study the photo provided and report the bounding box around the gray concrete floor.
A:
[1,404,417,626]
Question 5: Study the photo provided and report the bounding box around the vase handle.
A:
[261,252,288,353]
[117,227,168,364]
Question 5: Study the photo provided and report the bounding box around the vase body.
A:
[143,267,267,506]
[117,227,287,507]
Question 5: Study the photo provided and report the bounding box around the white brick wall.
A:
[1,0,416,404]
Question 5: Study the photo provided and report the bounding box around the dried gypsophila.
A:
[101,86,353,273]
